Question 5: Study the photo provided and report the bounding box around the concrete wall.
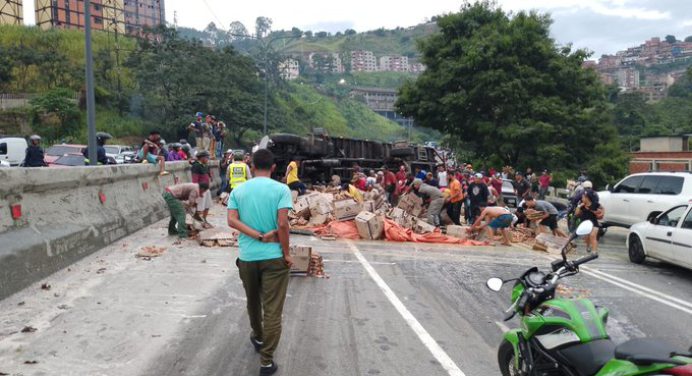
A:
[629,151,692,173]
[0,162,220,300]
[640,137,686,152]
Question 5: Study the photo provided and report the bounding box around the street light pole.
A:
[263,59,269,136]
[84,0,97,165]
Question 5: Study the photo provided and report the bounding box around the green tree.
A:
[291,27,303,38]
[665,35,677,44]
[685,36,692,42]
[344,29,357,36]
[396,1,626,188]
[30,88,81,141]
[255,17,273,38]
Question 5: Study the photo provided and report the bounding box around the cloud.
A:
[501,0,670,20]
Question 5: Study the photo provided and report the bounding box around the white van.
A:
[599,172,692,228]
[0,137,28,166]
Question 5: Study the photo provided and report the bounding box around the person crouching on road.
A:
[229,152,251,192]
[191,151,213,227]
[412,178,445,227]
[472,206,513,246]
[163,182,208,241]
[23,135,48,167]
[227,149,293,376]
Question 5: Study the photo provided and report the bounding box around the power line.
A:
[199,0,226,30]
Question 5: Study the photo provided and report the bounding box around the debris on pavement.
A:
[197,228,239,247]
[308,251,328,278]
[21,326,37,333]
[96,268,107,274]
[40,283,51,291]
[24,360,38,365]
[289,245,312,274]
[136,246,166,259]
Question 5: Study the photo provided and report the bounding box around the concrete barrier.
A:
[0,161,221,300]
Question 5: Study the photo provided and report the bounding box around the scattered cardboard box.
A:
[290,245,312,274]
[355,211,385,240]
[446,225,470,239]
[413,218,436,234]
[334,199,362,221]
[363,200,376,213]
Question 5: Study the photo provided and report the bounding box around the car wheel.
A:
[628,235,646,264]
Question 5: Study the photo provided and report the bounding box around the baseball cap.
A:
[475,173,483,179]
[583,181,593,189]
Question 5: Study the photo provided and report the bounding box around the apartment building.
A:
[616,68,640,89]
[308,52,344,73]
[0,0,22,25]
[379,55,409,72]
[35,0,164,35]
[409,62,426,74]
[279,58,300,80]
[351,50,377,72]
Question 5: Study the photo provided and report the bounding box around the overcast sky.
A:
[23,0,692,58]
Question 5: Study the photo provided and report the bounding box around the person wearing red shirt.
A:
[395,165,407,183]
[538,170,552,200]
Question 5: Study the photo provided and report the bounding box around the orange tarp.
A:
[307,218,489,246]
[383,218,489,245]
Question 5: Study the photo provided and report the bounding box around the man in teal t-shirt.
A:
[227,149,293,376]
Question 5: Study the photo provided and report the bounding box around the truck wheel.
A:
[628,235,646,264]
[498,340,520,376]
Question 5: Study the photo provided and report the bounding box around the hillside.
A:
[0,25,427,147]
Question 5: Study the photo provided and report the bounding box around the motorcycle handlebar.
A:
[571,253,599,267]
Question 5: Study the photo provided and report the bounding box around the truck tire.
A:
[390,147,414,158]
[498,339,519,376]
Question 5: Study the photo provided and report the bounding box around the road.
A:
[0,206,691,376]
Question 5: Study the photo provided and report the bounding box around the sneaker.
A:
[586,246,592,254]
[259,362,278,376]
[250,335,263,353]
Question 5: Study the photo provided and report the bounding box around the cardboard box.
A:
[355,211,385,240]
[308,213,329,226]
[334,199,362,221]
[446,225,469,239]
[290,245,312,274]
[292,198,310,218]
[388,207,406,220]
[310,200,333,215]
[398,193,424,217]
[413,218,436,234]
[363,200,376,213]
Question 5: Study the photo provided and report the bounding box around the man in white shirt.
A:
[437,165,448,189]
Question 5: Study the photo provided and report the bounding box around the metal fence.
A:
[0,93,80,110]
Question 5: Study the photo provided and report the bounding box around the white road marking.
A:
[495,321,510,333]
[323,259,396,265]
[580,268,692,315]
[347,242,466,376]
[537,254,692,316]
[581,266,692,310]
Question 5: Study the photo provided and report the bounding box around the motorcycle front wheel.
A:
[498,339,521,376]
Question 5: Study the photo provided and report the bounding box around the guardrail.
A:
[0,162,220,300]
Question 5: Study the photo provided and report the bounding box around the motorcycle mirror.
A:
[486,277,504,292]
[575,221,594,237]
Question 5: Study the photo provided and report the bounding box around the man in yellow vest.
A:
[284,159,306,195]
[229,153,251,191]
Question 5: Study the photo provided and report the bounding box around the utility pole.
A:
[85,0,97,165]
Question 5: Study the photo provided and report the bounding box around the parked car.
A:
[104,145,134,164]
[0,137,28,166]
[599,172,692,228]
[49,153,116,167]
[627,203,692,270]
[45,144,86,165]
[502,179,518,208]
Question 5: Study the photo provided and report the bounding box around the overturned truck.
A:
[259,130,443,184]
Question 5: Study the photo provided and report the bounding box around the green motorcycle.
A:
[486,221,692,376]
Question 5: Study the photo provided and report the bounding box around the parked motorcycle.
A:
[486,221,692,376]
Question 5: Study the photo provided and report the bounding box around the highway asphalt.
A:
[0,207,690,376]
